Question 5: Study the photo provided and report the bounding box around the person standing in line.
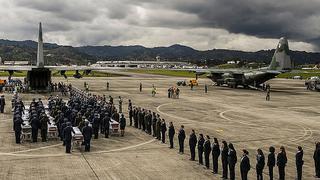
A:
[13,114,24,144]
[30,115,40,143]
[256,148,265,180]
[118,96,123,113]
[189,129,197,161]
[267,146,276,180]
[178,125,186,154]
[82,121,93,152]
[266,88,270,101]
[198,134,205,165]
[240,149,250,180]
[277,146,287,180]
[296,146,304,180]
[204,135,212,169]
[314,142,320,178]
[129,106,133,126]
[63,122,75,153]
[119,114,126,137]
[212,137,220,174]
[221,140,229,179]
[0,95,5,113]
[156,116,161,140]
[161,119,167,143]
[168,122,175,148]
[103,114,110,138]
[40,113,50,142]
[228,143,237,180]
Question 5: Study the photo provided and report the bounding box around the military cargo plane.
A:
[0,23,125,91]
[203,37,294,89]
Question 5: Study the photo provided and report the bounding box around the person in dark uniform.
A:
[198,134,205,165]
[240,149,250,180]
[267,146,276,180]
[119,114,126,137]
[0,95,5,113]
[30,116,40,143]
[109,95,113,105]
[204,135,211,169]
[156,117,161,140]
[82,121,93,152]
[204,84,208,93]
[40,113,50,142]
[168,122,175,148]
[129,106,133,126]
[152,112,157,137]
[178,125,186,154]
[266,89,270,101]
[221,140,229,179]
[277,146,287,180]
[103,114,110,138]
[63,122,75,153]
[112,110,119,122]
[60,118,68,144]
[13,114,24,144]
[160,119,167,143]
[256,148,265,180]
[228,143,237,180]
[314,142,320,178]
[189,129,197,161]
[107,82,109,91]
[212,137,220,174]
[296,146,304,180]
[139,82,142,92]
[118,96,122,113]
[92,114,100,139]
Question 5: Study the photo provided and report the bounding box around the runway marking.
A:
[12,143,61,154]
[90,139,155,154]
[157,102,315,149]
[0,139,155,157]
[156,102,221,126]
[218,110,263,127]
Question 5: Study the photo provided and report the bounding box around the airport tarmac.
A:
[0,73,319,180]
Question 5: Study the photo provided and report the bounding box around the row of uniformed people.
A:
[158,123,306,180]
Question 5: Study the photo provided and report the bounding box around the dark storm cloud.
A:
[159,0,320,46]
[14,0,98,22]
[0,0,318,51]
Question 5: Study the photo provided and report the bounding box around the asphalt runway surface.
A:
[0,73,319,179]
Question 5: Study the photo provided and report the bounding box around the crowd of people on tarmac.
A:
[11,84,127,153]
[6,80,320,179]
[48,87,127,153]
[167,86,180,99]
[48,82,69,95]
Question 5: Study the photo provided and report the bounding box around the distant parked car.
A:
[292,76,302,80]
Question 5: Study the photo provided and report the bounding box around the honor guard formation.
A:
[6,80,320,180]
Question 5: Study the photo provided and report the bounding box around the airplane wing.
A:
[44,66,128,71]
[0,66,35,71]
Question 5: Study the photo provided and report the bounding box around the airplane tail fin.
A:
[36,22,44,67]
[268,37,293,71]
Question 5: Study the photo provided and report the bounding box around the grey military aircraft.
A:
[202,37,294,89]
[0,23,124,91]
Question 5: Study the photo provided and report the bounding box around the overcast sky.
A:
[0,0,319,52]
